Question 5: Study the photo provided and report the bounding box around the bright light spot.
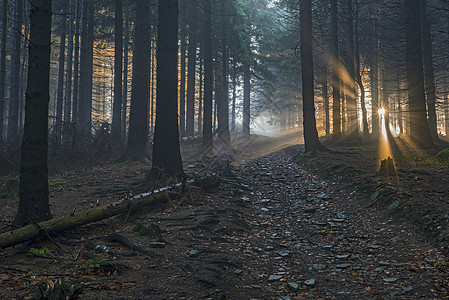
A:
[378,108,386,117]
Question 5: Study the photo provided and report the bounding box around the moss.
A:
[0,179,19,200]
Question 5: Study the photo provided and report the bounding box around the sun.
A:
[378,108,386,117]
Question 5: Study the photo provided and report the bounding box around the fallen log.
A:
[0,183,182,249]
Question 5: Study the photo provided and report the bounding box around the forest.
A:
[0,0,448,299]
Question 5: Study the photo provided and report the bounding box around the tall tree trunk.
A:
[18,0,27,131]
[355,0,368,138]
[86,5,93,128]
[7,0,23,141]
[197,51,203,135]
[217,1,230,146]
[420,0,438,142]
[121,18,129,137]
[77,0,89,140]
[242,61,250,135]
[405,0,434,148]
[64,0,74,129]
[370,18,379,137]
[0,0,7,142]
[14,0,52,226]
[152,0,184,177]
[179,0,186,137]
[323,66,330,136]
[126,0,150,161]
[112,0,123,140]
[185,1,198,137]
[55,0,67,141]
[231,61,236,132]
[201,0,213,152]
[72,0,80,124]
[330,0,340,137]
[301,0,325,152]
[346,0,357,137]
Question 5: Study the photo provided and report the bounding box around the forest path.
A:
[231,145,448,299]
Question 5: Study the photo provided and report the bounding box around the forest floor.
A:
[0,131,448,300]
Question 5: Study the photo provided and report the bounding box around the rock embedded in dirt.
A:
[383,277,398,283]
[287,282,299,291]
[149,242,165,248]
[268,275,283,281]
[336,263,352,269]
[234,269,243,275]
[304,279,316,287]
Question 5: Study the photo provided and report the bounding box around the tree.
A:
[112,0,123,141]
[7,0,23,141]
[152,0,184,178]
[201,0,213,152]
[345,0,358,137]
[330,0,341,137]
[405,0,433,148]
[55,0,68,141]
[64,0,74,131]
[14,0,52,226]
[300,0,327,152]
[125,0,150,161]
[121,18,129,137]
[72,0,80,124]
[179,0,186,137]
[185,0,198,137]
[0,0,7,142]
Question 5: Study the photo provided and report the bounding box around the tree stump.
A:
[378,156,396,177]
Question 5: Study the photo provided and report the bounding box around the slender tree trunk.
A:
[355,0,368,138]
[18,0,27,131]
[72,0,80,124]
[201,0,213,152]
[197,51,203,135]
[152,0,184,177]
[55,0,67,141]
[121,18,129,137]
[7,0,23,141]
[242,61,250,135]
[301,0,325,152]
[185,1,198,137]
[346,0,357,137]
[0,0,7,141]
[64,0,74,129]
[445,95,448,137]
[323,66,330,136]
[371,18,379,137]
[405,0,434,148]
[179,1,186,136]
[420,0,438,142]
[112,0,123,140]
[14,0,52,226]
[86,5,93,129]
[331,0,340,137]
[126,0,150,161]
[231,61,236,132]
[77,0,89,138]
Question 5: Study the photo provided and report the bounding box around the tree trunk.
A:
[14,0,52,226]
[64,0,74,133]
[242,61,250,135]
[346,0,358,137]
[370,18,379,137]
[126,0,150,161]
[301,0,326,152]
[201,0,213,152]
[152,0,184,177]
[6,0,23,141]
[330,0,340,137]
[405,0,434,148]
[111,0,123,141]
[322,65,330,136]
[420,0,438,143]
[121,18,129,137]
[55,0,67,141]
[185,1,198,137]
[18,2,27,131]
[4,186,178,249]
[197,51,203,135]
[72,0,80,124]
[77,0,90,142]
[179,1,186,137]
[0,0,8,142]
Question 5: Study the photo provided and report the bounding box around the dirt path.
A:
[0,138,448,299]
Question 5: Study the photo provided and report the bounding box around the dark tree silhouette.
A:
[202,0,213,153]
[112,0,123,141]
[301,0,327,153]
[0,0,7,142]
[185,0,198,137]
[330,0,340,138]
[125,0,150,161]
[14,0,52,226]
[152,0,184,178]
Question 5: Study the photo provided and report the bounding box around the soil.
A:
[0,132,448,300]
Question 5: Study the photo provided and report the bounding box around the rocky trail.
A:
[0,139,448,299]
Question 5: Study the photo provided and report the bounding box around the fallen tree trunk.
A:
[0,183,182,249]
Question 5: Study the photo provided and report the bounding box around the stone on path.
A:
[304,279,316,287]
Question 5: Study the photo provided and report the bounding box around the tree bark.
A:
[72,0,80,124]
[242,61,250,135]
[370,18,379,137]
[185,1,198,137]
[7,0,23,141]
[126,0,150,161]
[0,0,8,142]
[301,0,326,152]
[14,0,52,226]
[77,0,90,142]
[420,0,439,143]
[330,0,340,137]
[121,18,129,137]
[201,0,213,152]
[405,0,434,148]
[346,0,358,137]
[55,0,67,141]
[4,187,178,249]
[179,1,186,137]
[152,0,184,177]
[111,0,123,141]
[64,0,74,129]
